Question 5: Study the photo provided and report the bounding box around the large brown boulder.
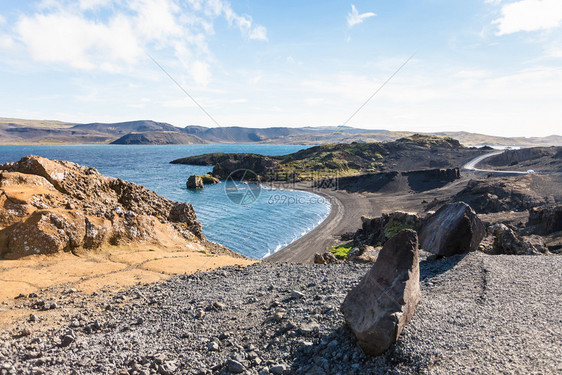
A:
[420,202,485,256]
[341,229,421,356]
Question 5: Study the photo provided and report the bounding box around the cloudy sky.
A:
[0,0,561,137]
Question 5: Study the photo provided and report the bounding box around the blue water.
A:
[0,144,330,259]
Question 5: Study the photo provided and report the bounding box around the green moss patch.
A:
[329,243,355,259]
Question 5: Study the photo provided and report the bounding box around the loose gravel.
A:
[1,252,560,374]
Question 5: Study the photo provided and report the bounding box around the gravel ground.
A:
[1,252,560,374]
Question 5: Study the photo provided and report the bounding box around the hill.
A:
[0,119,206,145]
[1,117,561,146]
[479,146,562,173]
[171,134,485,181]
[111,132,207,145]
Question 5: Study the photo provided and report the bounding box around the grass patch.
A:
[383,220,413,240]
[329,242,355,259]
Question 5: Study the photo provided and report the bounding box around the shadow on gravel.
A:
[419,253,467,281]
[288,324,422,374]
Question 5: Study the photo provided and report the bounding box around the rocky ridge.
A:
[170,135,485,182]
[0,156,238,259]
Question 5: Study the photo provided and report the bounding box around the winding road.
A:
[462,150,530,175]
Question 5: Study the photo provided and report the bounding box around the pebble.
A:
[290,290,305,299]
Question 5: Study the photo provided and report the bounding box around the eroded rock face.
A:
[491,224,549,255]
[420,202,485,256]
[341,229,421,356]
[527,205,562,235]
[453,176,551,214]
[0,156,206,259]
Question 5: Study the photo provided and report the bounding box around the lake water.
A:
[0,144,330,259]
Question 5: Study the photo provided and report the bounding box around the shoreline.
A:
[264,182,378,264]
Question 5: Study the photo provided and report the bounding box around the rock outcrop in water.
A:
[186,175,204,190]
[0,156,238,259]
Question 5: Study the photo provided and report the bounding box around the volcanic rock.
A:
[186,175,204,190]
[346,245,380,263]
[341,229,421,356]
[358,212,423,245]
[0,156,215,259]
[420,202,485,256]
[313,252,337,264]
[200,174,220,185]
[491,224,549,255]
[453,176,551,214]
[527,205,562,235]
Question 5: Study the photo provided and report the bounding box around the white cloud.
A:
[190,60,211,86]
[0,14,6,24]
[78,0,112,11]
[347,4,375,28]
[249,73,262,85]
[0,35,13,49]
[16,12,141,71]
[494,0,562,35]
[11,0,267,83]
[249,25,268,41]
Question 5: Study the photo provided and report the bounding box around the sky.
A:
[0,0,561,137]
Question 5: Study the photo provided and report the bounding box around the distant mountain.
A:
[0,117,560,147]
[0,119,203,145]
[111,131,207,145]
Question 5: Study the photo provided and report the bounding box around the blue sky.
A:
[0,0,561,137]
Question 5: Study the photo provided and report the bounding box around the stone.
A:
[492,224,549,255]
[420,201,485,256]
[341,229,421,356]
[207,341,219,351]
[347,245,380,263]
[270,364,287,374]
[21,328,32,336]
[60,333,75,347]
[226,359,245,373]
[290,290,305,299]
[186,175,204,190]
[313,252,337,265]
